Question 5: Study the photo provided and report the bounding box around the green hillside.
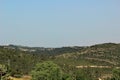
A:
[0,43,120,80]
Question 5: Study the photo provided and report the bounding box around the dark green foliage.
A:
[111,68,120,80]
[0,64,9,80]
[74,69,94,80]
[62,73,72,80]
[31,61,62,80]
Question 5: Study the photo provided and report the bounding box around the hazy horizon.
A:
[0,0,120,47]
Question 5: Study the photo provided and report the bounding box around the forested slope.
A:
[0,43,120,79]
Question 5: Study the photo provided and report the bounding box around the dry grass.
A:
[9,75,31,80]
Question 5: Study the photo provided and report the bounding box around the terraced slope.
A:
[55,43,120,66]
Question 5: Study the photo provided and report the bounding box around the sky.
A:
[0,0,120,47]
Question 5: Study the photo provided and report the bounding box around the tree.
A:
[74,69,94,80]
[0,64,9,80]
[62,73,72,80]
[111,68,120,80]
[31,61,63,80]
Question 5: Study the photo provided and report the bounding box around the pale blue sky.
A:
[0,0,120,47]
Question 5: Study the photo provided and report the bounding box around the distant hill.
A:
[56,43,120,66]
[0,43,120,79]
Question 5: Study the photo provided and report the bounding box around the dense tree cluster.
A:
[31,61,63,80]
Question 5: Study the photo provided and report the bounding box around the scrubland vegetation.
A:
[0,43,120,80]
